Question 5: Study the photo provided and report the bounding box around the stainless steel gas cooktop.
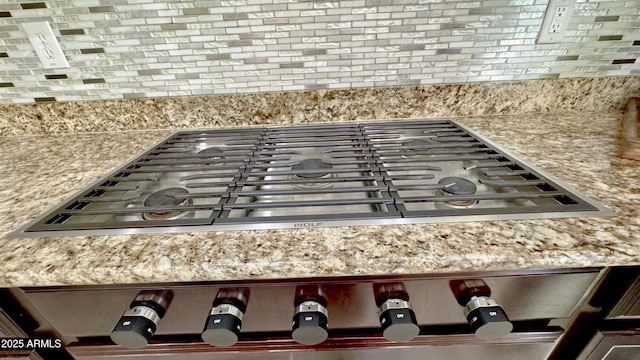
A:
[13,119,612,238]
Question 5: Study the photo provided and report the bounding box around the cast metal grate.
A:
[14,119,611,237]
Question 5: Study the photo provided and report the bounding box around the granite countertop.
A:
[0,111,639,287]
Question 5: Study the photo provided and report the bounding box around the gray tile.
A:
[138,69,164,75]
[21,2,47,10]
[436,48,463,54]
[594,16,620,22]
[44,74,68,80]
[59,28,85,35]
[239,32,265,39]
[400,44,425,51]
[598,35,624,41]
[161,23,188,30]
[223,13,249,20]
[206,54,232,60]
[612,58,636,64]
[305,83,329,89]
[89,6,115,13]
[34,97,56,102]
[243,57,269,64]
[80,48,106,54]
[82,78,105,84]
[303,49,328,55]
[0,0,638,104]
[280,62,305,68]
[469,7,494,15]
[229,40,253,47]
[537,73,560,79]
[183,8,209,15]
[440,22,467,29]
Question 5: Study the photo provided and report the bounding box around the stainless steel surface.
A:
[12,119,612,238]
[201,329,240,348]
[0,353,44,360]
[291,323,328,346]
[464,296,500,317]
[0,308,39,360]
[577,331,640,360]
[0,308,27,337]
[462,296,513,340]
[292,301,329,345]
[379,299,419,342]
[17,270,600,338]
[379,299,412,313]
[3,268,607,359]
[122,306,160,324]
[66,333,560,360]
[202,303,243,348]
[133,292,172,315]
[110,306,160,349]
[296,302,328,318]
[601,346,640,360]
[210,304,244,321]
[289,341,556,360]
[607,274,640,320]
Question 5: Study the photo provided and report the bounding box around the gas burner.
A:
[401,139,434,158]
[16,119,608,237]
[290,158,336,188]
[436,177,478,208]
[142,187,192,220]
[198,147,225,165]
[292,159,332,178]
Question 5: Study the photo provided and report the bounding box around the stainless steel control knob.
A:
[110,290,173,349]
[450,279,513,340]
[292,301,329,345]
[202,303,244,347]
[201,288,249,348]
[378,298,420,342]
[464,296,513,340]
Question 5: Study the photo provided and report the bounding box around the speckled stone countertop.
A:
[1,76,640,136]
[0,111,638,287]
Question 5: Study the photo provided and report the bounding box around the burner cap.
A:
[198,147,225,165]
[404,139,432,150]
[198,147,223,156]
[438,177,477,195]
[292,158,333,179]
[401,139,434,158]
[143,187,191,220]
[437,177,478,208]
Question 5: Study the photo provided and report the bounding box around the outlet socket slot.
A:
[22,21,70,69]
[538,0,576,44]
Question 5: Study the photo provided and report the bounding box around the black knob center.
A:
[110,290,173,349]
[464,297,513,340]
[202,304,244,347]
[110,306,160,349]
[379,299,420,342]
[292,301,328,345]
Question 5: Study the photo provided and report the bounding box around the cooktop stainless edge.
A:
[9,119,614,239]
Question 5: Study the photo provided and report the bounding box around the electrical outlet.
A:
[22,21,70,69]
[537,0,576,44]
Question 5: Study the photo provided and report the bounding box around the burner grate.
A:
[14,120,611,237]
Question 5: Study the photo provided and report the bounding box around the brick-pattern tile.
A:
[0,0,638,104]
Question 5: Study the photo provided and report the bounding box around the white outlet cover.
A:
[22,21,70,69]
[537,0,576,44]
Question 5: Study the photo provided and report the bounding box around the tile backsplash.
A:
[0,0,639,104]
